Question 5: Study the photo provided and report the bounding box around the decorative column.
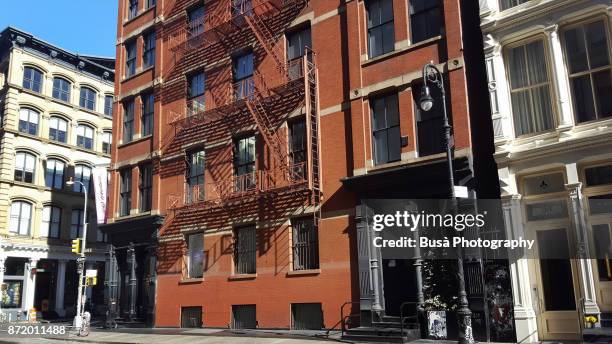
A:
[104,244,118,329]
[545,24,573,129]
[566,181,600,318]
[25,258,39,313]
[54,260,67,317]
[127,243,137,321]
[144,245,157,326]
[501,195,538,343]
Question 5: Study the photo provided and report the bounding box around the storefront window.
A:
[1,280,23,308]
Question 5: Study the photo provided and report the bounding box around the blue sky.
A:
[0,0,118,57]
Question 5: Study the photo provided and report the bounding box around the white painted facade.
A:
[0,28,113,320]
[480,0,612,342]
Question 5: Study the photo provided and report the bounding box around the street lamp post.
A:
[66,178,88,330]
[419,62,474,344]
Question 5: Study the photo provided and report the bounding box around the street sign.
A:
[76,257,85,262]
[454,185,469,199]
[86,269,97,277]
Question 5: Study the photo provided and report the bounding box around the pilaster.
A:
[544,24,573,130]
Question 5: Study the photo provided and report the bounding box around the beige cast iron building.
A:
[0,27,114,320]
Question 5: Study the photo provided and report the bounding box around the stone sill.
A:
[286,269,321,277]
[228,274,257,281]
[179,278,203,285]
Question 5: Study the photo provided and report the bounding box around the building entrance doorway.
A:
[33,260,56,317]
[382,258,417,317]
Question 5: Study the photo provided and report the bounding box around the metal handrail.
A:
[399,301,420,338]
[336,301,360,337]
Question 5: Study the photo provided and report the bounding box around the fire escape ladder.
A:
[304,52,322,227]
[244,13,287,81]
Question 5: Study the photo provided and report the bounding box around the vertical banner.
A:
[92,166,108,224]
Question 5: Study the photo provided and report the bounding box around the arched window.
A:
[74,164,92,193]
[18,108,39,135]
[80,87,97,111]
[41,205,61,238]
[76,124,94,149]
[9,201,32,235]
[22,67,42,93]
[49,116,68,143]
[102,131,112,154]
[104,95,114,117]
[45,159,65,189]
[14,152,36,183]
[52,77,71,102]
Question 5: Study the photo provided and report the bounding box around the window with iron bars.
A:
[291,217,319,271]
[234,226,256,274]
[289,118,307,180]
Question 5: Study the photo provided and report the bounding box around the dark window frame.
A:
[102,131,112,154]
[18,108,39,135]
[128,0,139,19]
[14,151,36,184]
[48,116,68,143]
[139,164,153,212]
[141,92,154,136]
[234,226,256,274]
[186,232,204,278]
[52,77,71,102]
[42,205,62,238]
[9,201,32,235]
[120,169,132,216]
[409,0,443,44]
[233,52,254,100]
[22,67,43,93]
[125,40,137,77]
[370,93,401,165]
[44,158,65,189]
[70,209,84,239]
[104,95,114,117]
[73,164,92,193]
[143,31,156,69]
[79,87,97,111]
[291,217,319,271]
[366,0,395,58]
[187,149,205,203]
[123,100,135,142]
[76,124,94,150]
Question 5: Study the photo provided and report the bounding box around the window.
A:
[73,165,92,193]
[499,0,530,11]
[413,83,446,156]
[232,305,256,329]
[126,41,137,78]
[142,92,154,136]
[2,280,23,309]
[10,201,31,235]
[49,116,68,143]
[70,209,84,239]
[120,169,132,216]
[14,152,36,183]
[292,217,319,270]
[371,93,400,164]
[187,150,205,203]
[233,136,256,191]
[188,6,205,38]
[41,205,61,238]
[586,164,612,187]
[366,0,394,58]
[146,0,156,9]
[187,233,204,278]
[594,224,612,281]
[45,159,65,189]
[506,39,554,136]
[234,226,256,274]
[18,108,39,135]
[80,87,97,111]
[104,95,114,117]
[76,124,94,150]
[139,164,153,212]
[188,72,205,113]
[289,119,306,179]
[123,100,135,142]
[143,31,156,68]
[128,0,138,19]
[232,0,252,16]
[409,0,442,44]
[563,20,612,123]
[102,131,112,154]
[233,53,254,100]
[22,67,42,93]
[52,77,71,102]
[287,26,311,79]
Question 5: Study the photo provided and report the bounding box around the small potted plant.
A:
[585,315,598,329]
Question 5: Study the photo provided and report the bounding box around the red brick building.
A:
[104,0,499,338]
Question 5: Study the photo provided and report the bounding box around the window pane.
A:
[525,40,548,85]
[564,27,588,74]
[373,130,388,165]
[594,70,612,118]
[586,21,610,69]
[531,85,554,132]
[508,46,528,89]
[572,75,597,123]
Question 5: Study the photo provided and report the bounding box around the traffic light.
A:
[71,239,81,254]
[85,277,97,286]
